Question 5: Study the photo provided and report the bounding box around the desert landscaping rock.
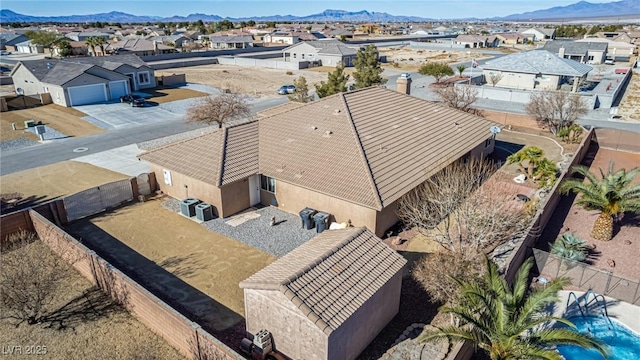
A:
[0,138,39,151]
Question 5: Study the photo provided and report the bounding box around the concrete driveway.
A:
[75,101,185,130]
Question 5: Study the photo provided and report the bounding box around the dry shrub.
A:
[285,71,293,75]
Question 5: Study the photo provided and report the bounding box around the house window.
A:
[260,175,276,193]
[301,53,305,59]
[293,53,297,59]
[138,71,150,85]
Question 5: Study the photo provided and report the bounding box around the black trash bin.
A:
[299,207,318,230]
[313,211,330,233]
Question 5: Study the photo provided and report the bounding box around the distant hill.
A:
[498,0,640,20]
[0,8,430,23]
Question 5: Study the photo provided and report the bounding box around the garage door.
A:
[109,80,129,100]
[68,84,107,106]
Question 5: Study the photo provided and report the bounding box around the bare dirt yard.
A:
[141,86,208,104]
[1,103,104,142]
[616,71,640,122]
[0,239,184,360]
[160,64,329,98]
[379,48,487,72]
[0,161,128,212]
[66,199,276,346]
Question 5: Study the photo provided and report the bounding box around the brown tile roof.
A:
[256,101,305,118]
[139,121,259,186]
[240,227,406,334]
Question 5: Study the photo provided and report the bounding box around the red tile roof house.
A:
[138,86,497,237]
[240,227,407,360]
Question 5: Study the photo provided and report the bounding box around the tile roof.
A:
[208,35,254,43]
[15,59,59,80]
[483,50,593,77]
[304,39,358,56]
[542,40,608,55]
[138,122,259,187]
[240,227,406,335]
[41,62,95,85]
[107,39,174,52]
[256,101,305,118]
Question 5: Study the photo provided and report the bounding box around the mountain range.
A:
[1,0,639,23]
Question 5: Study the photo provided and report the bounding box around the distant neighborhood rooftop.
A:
[483,50,593,77]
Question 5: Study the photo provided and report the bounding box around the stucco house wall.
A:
[11,64,41,95]
[219,179,251,218]
[483,70,560,90]
[259,179,378,235]
[244,289,328,360]
[328,270,404,360]
[45,84,66,106]
[149,164,224,217]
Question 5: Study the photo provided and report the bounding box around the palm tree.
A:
[507,146,545,179]
[560,162,640,241]
[457,64,467,77]
[85,36,97,56]
[93,37,107,56]
[419,257,608,360]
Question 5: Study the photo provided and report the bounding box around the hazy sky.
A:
[2,0,620,19]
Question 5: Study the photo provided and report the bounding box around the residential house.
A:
[263,32,299,45]
[282,39,359,67]
[0,33,30,51]
[240,227,406,360]
[522,27,556,41]
[495,32,529,45]
[14,40,44,54]
[453,34,500,48]
[325,28,354,40]
[207,35,254,49]
[482,50,592,91]
[104,39,176,56]
[10,54,155,106]
[138,86,497,237]
[576,37,635,61]
[52,41,89,57]
[65,31,111,42]
[147,35,191,48]
[410,28,440,36]
[542,40,608,64]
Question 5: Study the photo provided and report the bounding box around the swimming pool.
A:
[557,316,640,359]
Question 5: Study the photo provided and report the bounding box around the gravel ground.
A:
[138,126,218,150]
[0,138,39,151]
[24,124,66,140]
[162,198,316,257]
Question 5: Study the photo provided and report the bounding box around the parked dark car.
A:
[120,94,146,107]
[277,85,296,95]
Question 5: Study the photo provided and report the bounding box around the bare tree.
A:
[397,159,531,257]
[488,72,503,87]
[525,90,589,135]
[0,231,75,325]
[433,84,480,114]
[185,94,251,128]
[413,251,484,306]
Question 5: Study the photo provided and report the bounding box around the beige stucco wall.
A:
[244,289,328,360]
[149,164,224,217]
[484,70,560,90]
[328,271,404,360]
[45,84,68,106]
[260,179,379,234]
[11,64,41,95]
[219,179,250,218]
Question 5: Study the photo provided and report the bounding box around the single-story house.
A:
[10,54,155,106]
[576,38,635,60]
[240,227,406,360]
[522,27,556,41]
[324,28,354,40]
[542,40,608,64]
[282,39,359,67]
[0,33,30,51]
[482,50,592,91]
[138,86,497,237]
[495,32,529,45]
[104,39,176,56]
[147,35,192,48]
[207,35,254,49]
[65,31,111,42]
[52,40,89,57]
[263,32,299,45]
[14,40,44,54]
[453,35,500,48]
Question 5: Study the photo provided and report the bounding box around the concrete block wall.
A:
[216,56,302,70]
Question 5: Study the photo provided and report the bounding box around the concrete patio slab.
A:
[72,144,150,177]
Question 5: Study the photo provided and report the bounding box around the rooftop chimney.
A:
[397,73,412,95]
[558,46,565,58]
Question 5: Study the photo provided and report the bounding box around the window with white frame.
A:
[137,71,150,85]
[260,175,276,193]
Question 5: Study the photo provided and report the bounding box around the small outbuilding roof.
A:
[483,50,592,77]
[240,227,407,335]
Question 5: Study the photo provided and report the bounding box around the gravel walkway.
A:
[138,126,218,151]
[0,138,39,151]
[162,198,316,257]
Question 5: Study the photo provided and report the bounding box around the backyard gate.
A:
[136,173,152,196]
[64,179,133,221]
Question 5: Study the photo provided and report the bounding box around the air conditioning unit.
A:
[253,329,273,354]
[180,197,201,217]
[195,202,214,221]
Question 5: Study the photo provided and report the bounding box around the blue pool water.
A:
[557,316,640,359]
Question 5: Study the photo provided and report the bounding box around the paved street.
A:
[0,96,287,176]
